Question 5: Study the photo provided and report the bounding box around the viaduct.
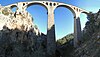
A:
[5,1,89,57]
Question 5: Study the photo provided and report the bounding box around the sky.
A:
[0,0,100,40]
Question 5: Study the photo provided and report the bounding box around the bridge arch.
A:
[54,6,74,40]
[6,4,17,9]
[10,5,17,9]
[26,1,48,11]
[81,11,89,15]
[54,4,76,17]
[26,3,48,35]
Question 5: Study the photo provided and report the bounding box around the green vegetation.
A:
[2,7,10,16]
[57,10,100,46]
[56,33,74,45]
[56,33,74,57]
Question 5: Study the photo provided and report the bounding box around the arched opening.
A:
[80,13,88,42]
[80,13,88,30]
[26,4,47,35]
[10,5,17,13]
[54,6,74,43]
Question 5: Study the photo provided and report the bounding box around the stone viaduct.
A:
[5,1,89,57]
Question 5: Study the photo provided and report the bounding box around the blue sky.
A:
[0,0,100,40]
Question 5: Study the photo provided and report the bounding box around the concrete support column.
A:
[47,8,56,57]
[74,16,82,48]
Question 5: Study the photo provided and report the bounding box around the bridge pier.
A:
[47,7,56,57]
[74,16,82,48]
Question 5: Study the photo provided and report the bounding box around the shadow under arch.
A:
[54,6,74,40]
[26,4,48,34]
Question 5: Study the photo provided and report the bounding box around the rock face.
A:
[0,5,47,57]
[72,32,100,57]
[56,10,100,57]
[71,10,100,57]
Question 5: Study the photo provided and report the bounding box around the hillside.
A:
[56,33,74,46]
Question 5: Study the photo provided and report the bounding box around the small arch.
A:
[10,5,17,9]
[10,5,17,13]
[57,3,59,5]
[74,7,75,10]
[77,8,78,12]
[50,3,52,6]
[46,2,48,5]
[53,3,56,6]
[23,3,25,6]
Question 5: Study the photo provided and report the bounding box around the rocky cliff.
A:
[72,10,100,57]
[56,10,100,57]
[0,5,46,57]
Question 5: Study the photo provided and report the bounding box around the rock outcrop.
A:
[56,9,100,57]
[0,5,46,57]
[71,10,100,57]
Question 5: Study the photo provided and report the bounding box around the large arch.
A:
[54,3,76,42]
[54,6,74,40]
[26,3,48,35]
[26,1,48,10]
[54,3,82,48]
